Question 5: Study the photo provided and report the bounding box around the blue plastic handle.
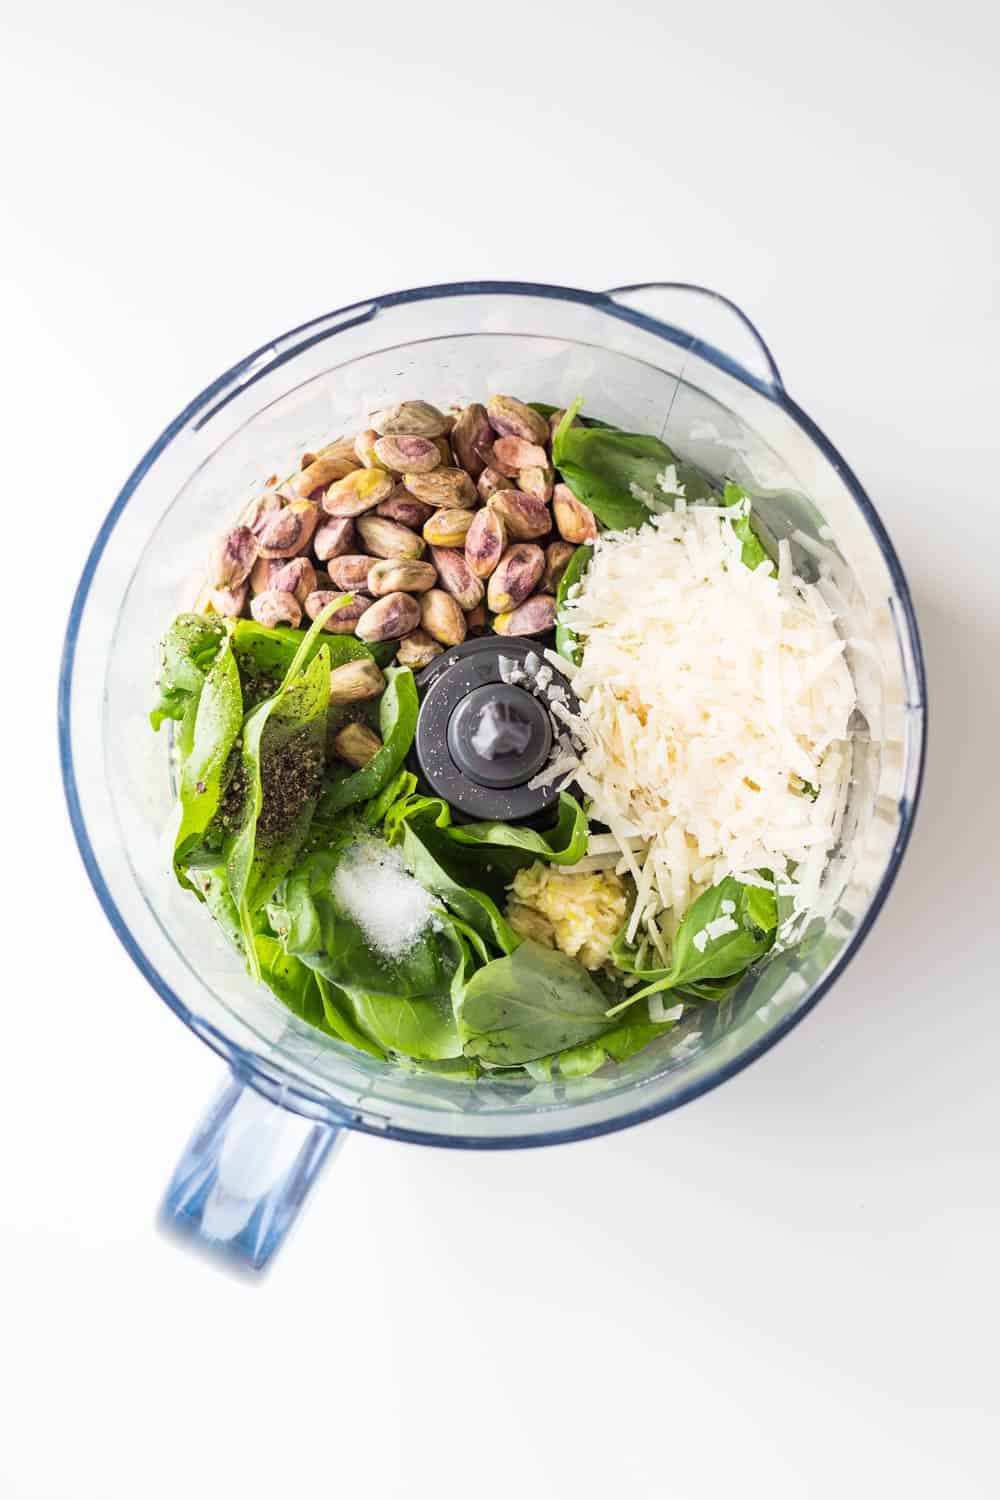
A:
[159,1074,344,1272]
[604,282,786,396]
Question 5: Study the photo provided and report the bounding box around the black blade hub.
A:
[413,638,579,821]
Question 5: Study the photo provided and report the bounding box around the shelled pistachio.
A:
[355,591,421,642]
[257,501,319,559]
[367,558,438,596]
[357,516,426,560]
[334,722,383,767]
[396,629,444,668]
[487,490,551,541]
[486,395,549,445]
[376,491,435,530]
[476,466,509,501]
[493,594,557,636]
[464,506,506,578]
[486,543,545,613]
[303,591,369,632]
[327,555,377,591]
[208,525,258,589]
[553,483,598,543]
[370,400,449,438]
[269,556,317,604]
[251,589,302,629]
[429,547,483,610]
[373,434,441,474]
[423,508,475,548]
[420,589,466,646]
[540,540,576,594]
[328,658,385,705]
[450,403,493,478]
[322,468,394,518]
[402,466,477,508]
[313,516,356,562]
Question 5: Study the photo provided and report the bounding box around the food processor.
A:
[59,281,926,1269]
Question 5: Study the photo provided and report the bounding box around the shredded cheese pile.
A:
[551,504,855,943]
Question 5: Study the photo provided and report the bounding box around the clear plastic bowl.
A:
[59,282,926,1269]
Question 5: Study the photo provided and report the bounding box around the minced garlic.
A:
[506,862,629,970]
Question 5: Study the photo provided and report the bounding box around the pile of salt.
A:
[331,838,438,959]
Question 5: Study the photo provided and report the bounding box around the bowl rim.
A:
[58,278,928,1149]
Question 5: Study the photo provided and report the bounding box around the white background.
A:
[2,1,998,1496]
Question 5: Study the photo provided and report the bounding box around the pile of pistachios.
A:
[203,395,598,668]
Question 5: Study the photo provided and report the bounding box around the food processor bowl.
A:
[59,282,926,1269]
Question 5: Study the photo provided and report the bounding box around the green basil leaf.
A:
[524,1039,609,1081]
[173,636,243,872]
[599,1013,680,1063]
[528,401,613,430]
[722,482,770,569]
[231,618,369,680]
[184,863,388,1054]
[361,767,418,828]
[274,842,460,1002]
[231,619,397,716]
[555,459,652,532]
[554,544,592,664]
[458,939,613,1065]
[258,934,396,1059]
[385,791,586,897]
[227,648,331,975]
[383,790,586,950]
[674,976,744,1003]
[552,419,715,531]
[382,791,443,844]
[608,924,654,977]
[175,692,201,766]
[188,865,246,956]
[272,881,466,1062]
[396,811,520,955]
[447,913,492,969]
[525,1001,683,1075]
[447,792,589,875]
[344,986,462,1062]
[150,613,226,729]
[226,601,353,977]
[254,932,327,1027]
[606,875,778,1018]
[396,1055,481,1081]
[315,975,388,1060]
[742,880,779,934]
[366,641,400,668]
[628,877,777,1003]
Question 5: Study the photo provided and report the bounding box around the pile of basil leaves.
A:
[151,404,781,1082]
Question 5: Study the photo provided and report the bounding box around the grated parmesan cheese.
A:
[557,508,855,931]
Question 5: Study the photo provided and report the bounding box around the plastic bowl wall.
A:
[60,282,925,1147]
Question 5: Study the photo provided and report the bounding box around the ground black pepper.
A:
[240,671,280,711]
[216,754,249,834]
[257,726,324,837]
